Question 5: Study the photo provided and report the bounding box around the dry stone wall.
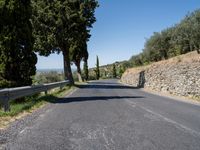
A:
[121,52,200,98]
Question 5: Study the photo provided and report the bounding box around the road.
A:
[3,79,200,150]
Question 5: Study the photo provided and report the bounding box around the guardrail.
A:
[0,80,70,112]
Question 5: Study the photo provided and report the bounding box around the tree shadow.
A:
[75,84,139,90]
[87,81,120,85]
[47,95,145,104]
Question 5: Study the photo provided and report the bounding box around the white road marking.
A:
[19,128,26,134]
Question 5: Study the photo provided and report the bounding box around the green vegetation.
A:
[88,10,200,80]
[0,86,74,117]
[95,55,100,80]
[32,0,98,84]
[118,65,125,78]
[88,62,126,80]
[0,0,98,88]
[33,71,64,84]
[0,0,37,88]
[123,9,200,69]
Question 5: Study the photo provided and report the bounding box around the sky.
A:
[36,0,200,70]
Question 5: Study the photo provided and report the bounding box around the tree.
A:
[69,0,98,82]
[32,0,98,84]
[32,0,76,84]
[127,9,200,68]
[70,43,84,82]
[95,55,100,80]
[70,39,88,82]
[0,0,37,88]
[190,10,200,54]
[112,64,117,78]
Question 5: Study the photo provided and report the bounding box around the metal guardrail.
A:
[0,80,70,112]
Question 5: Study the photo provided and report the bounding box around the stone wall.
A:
[121,52,200,98]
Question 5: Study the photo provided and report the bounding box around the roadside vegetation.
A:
[0,1,98,120]
[0,85,75,128]
[88,60,126,80]
[0,85,74,117]
[0,0,98,90]
[121,9,200,69]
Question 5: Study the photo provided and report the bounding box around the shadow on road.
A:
[76,84,139,90]
[87,81,121,85]
[48,96,145,104]
[43,84,144,104]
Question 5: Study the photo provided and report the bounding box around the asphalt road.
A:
[3,79,200,150]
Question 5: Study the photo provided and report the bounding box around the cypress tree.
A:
[0,0,37,88]
[95,55,100,80]
[70,0,98,82]
[32,0,98,84]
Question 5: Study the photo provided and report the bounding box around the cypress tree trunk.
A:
[83,60,89,81]
[63,49,74,85]
[197,48,200,54]
[76,62,83,82]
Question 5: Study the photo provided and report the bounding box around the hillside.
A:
[121,51,200,99]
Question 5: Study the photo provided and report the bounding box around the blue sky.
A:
[36,0,200,69]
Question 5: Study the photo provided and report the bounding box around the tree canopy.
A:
[32,0,98,84]
[0,0,98,88]
[0,0,37,88]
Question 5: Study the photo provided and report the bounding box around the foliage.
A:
[95,55,100,80]
[0,0,37,88]
[124,9,200,69]
[32,0,98,84]
[88,62,126,79]
[69,0,98,82]
[118,65,125,78]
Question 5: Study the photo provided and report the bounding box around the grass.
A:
[0,85,75,117]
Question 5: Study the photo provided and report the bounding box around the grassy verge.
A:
[0,85,75,129]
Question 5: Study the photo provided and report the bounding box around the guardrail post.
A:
[4,93,10,112]
[60,85,64,90]
[45,90,48,95]
[45,86,48,95]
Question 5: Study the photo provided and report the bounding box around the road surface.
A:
[3,79,200,150]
